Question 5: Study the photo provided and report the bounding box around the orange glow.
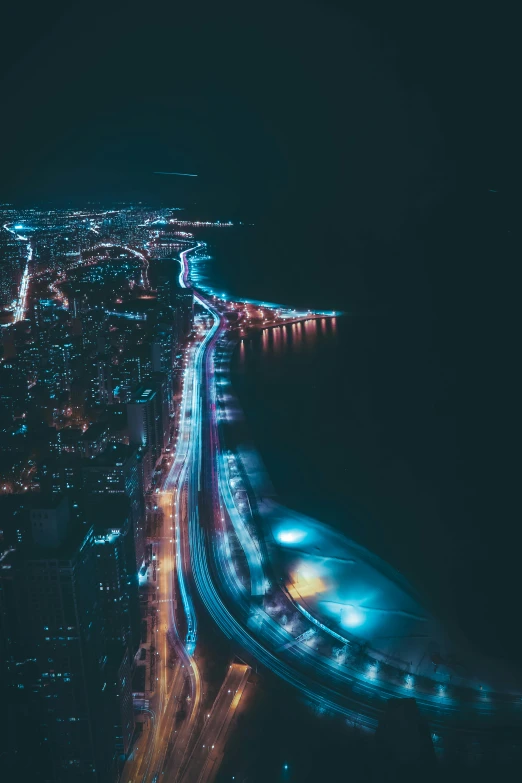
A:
[287,570,326,599]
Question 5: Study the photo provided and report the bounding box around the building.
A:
[0,359,28,426]
[127,384,165,467]
[88,354,113,407]
[33,298,62,332]
[44,342,73,399]
[154,258,193,338]
[90,499,141,655]
[114,356,142,404]
[151,372,170,453]
[2,497,134,782]
[56,428,84,457]
[151,320,176,413]
[30,494,69,547]
[38,454,83,496]
[102,645,135,762]
[82,444,146,570]
[175,287,194,338]
[0,229,24,310]
[80,422,111,459]
[81,308,108,355]
[69,378,86,422]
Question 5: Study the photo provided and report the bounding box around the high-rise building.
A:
[81,308,108,355]
[154,259,193,339]
[80,422,110,460]
[69,378,86,422]
[0,359,28,426]
[102,645,135,764]
[150,321,175,413]
[1,328,17,360]
[151,372,170,453]
[44,342,73,399]
[1,496,135,782]
[127,384,164,467]
[115,356,142,404]
[33,299,62,332]
[175,287,194,338]
[0,230,24,309]
[90,499,141,655]
[39,454,83,495]
[82,444,146,570]
[29,494,69,547]
[88,354,113,407]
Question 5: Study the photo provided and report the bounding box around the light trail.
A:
[153,172,198,177]
[13,244,32,322]
[3,224,32,323]
[121,251,207,783]
[217,451,266,596]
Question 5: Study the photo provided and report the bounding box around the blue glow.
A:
[277,528,306,545]
[341,605,365,628]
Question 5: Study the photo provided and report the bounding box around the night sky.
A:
[2,1,522,659]
[1,2,520,309]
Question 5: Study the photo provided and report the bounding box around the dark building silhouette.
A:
[151,372,170,453]
[151,321,176,413]
[127,384,162,467]
[175,287,194,338]
[0,496,135,782]
[89,499,141,656]
[82,444,146,569]
[154,258,193,339]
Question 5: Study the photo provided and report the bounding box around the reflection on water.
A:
[239,317,338,367]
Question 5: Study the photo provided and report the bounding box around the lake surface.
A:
[192,226,521,672]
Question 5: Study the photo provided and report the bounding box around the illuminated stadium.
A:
[258,500,520,697]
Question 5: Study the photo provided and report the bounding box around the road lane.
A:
[180,663,250,783]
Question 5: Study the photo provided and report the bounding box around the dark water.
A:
[193,223,521,670]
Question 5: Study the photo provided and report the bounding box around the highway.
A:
[180,663,250,783]
[146,319,209,783]
[120,488,192,783]
[120,275,208,782]
[2,223,32,323]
